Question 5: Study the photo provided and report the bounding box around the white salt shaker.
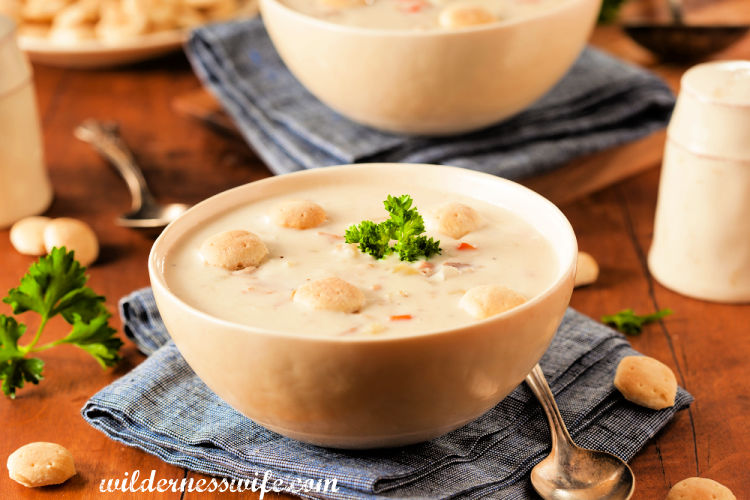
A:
[0,16,53,228]
[649,61,750,303]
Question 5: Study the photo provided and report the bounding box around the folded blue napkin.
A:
[185,18,674,179]
[82,288,692,499]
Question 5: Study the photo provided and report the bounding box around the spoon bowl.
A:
[531,443,635,499]
[526,364,635,500]
[117,202,190,229]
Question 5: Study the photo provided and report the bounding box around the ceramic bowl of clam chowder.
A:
[149,164,577,448]
[259,0,601,135]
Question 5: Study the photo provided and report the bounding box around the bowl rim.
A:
[260,0,599,38]
[149,163,577,343]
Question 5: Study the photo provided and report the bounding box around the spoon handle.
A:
[525,364,575,451]
[74,119,155,212]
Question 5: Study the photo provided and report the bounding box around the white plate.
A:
[19,30,186,69]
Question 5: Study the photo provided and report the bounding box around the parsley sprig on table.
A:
[598,0,627,23]
[0,247,122,398]
[345,195,441,262]
[602,308,673,336]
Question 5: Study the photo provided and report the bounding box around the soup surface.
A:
[280,0,566,31]
[165,184,558,337]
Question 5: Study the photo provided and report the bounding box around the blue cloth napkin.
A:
[82,288,692,499]
[185,18,675,179]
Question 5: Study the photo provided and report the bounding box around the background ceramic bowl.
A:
[260,0,601,136]
[149,164,577,448]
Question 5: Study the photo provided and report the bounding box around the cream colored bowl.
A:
[259,0,601,135]
[149,164,577,448]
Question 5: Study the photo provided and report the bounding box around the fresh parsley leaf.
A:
[0,315,25,363]
[1,358,44,399]
[345,220,393,260]
[0,315,44,398]
[0,248,120,398]
[345,195,441,262]
[384,194,423,241]
[602,308,673,335]
[395,235,441,262]
[3,247,105,323]
[60,314,123,368]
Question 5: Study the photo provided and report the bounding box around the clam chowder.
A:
[280,0,567,30]
[165,184,558,337]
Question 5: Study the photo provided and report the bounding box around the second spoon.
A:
[526,364,635,500]
[75,119,189,229]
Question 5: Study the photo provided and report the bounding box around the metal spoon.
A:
[623,0,748,63]
[75,120,189,229]
[525,364,635,500]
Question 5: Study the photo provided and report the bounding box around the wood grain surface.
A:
[1,11,749,500]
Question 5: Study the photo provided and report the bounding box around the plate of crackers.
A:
[2,0,258,68]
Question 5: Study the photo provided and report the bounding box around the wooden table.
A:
[2,19,750,500]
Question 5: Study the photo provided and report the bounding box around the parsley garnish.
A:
[598,0,626,23]
[601,308,673,335]
[0,247,122,398]
[345,195,441,262]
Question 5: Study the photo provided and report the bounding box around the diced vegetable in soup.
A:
[280,0,568,31]
[165,185,558,337]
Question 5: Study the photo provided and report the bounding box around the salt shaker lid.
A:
[682,60,750,107]
[669,60,750,162]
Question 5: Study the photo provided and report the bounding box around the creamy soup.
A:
[281,0,566,31]
[165,184,558,337]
